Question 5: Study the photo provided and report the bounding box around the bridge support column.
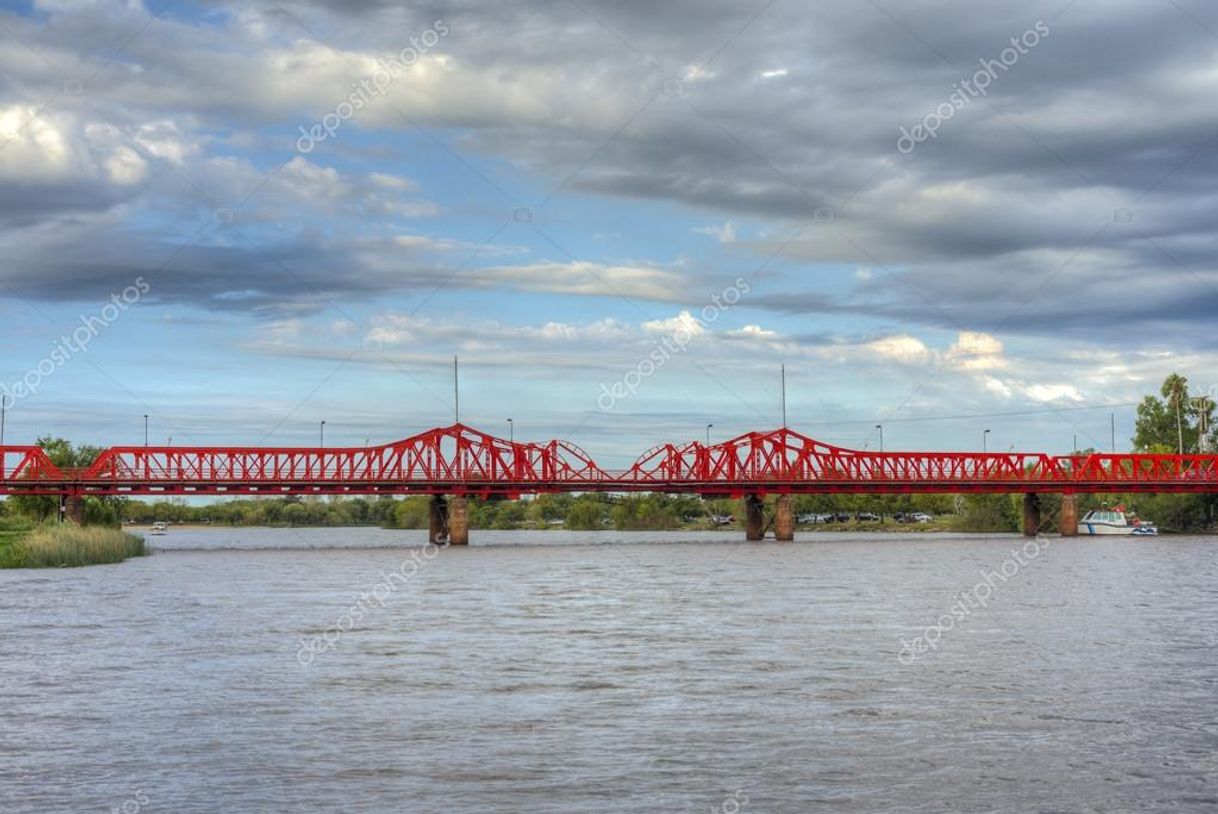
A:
[428,495,449,544]
[448,496,469,546]
[744,494,764,541]
[774,494,794,541]
[1022,492,1041,537]
[1059,493,1079,537]
[59,495,85,525]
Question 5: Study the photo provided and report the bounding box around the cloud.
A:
[726,324,778,339]
[866,334,931,365]
[693,221,736,243]
[641,310,705,337]
[948,331,1007,371]
[470,260,689,302]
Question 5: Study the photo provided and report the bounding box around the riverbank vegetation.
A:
[0,519,146,568]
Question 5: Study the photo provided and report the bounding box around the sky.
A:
[1,0,1216,467]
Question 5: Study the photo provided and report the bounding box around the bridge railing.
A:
[74,425,612,486]
[10,427,1218,492]
[1058,453,1218,484]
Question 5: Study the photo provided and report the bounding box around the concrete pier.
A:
[428,495,449,544]
[774,494,794,541]
[448,496,469,546]
[59,495,85,524]
[1022,492,1041,537]
[744,494,765,541]
[1059,493,1079,537]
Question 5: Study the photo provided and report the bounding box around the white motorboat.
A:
[1079,506,1158,536]
[149,521,169,536]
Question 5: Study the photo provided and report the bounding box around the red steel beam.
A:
[2,424,1216,496]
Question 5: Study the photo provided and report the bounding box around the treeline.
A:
[1,489,1213,533]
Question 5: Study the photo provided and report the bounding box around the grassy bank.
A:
[0,521,147,568]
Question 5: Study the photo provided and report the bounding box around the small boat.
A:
[149,521,169,536]
[1079,506,1158,536]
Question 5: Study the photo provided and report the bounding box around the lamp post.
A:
[875,424,883,453]
[983,428,991,453]
[319,420,326,448]
[507,418,513,443]
[143,414,148,447]
[706,423,714,446]
[1,394,7,446]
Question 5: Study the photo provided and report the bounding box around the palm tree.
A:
[1161,373,1189,455]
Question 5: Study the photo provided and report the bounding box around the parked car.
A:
[855,512,881,522]
[797,513,831,524]
[910,512,933,523]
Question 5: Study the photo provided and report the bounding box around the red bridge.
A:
[3,424,1215,543]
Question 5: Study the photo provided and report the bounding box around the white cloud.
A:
[368,172,417,191]
[694,221,736,243]
[727,324,778,339]
[471,260,687,302]
[948,331,1006,370]
[1023,383,1084,403]
[394,233,527,256]
[132,120,200,165]
[866,334,930,365]
[103,145,147,185]
[983,375,1013,398]
[641,310,705,337]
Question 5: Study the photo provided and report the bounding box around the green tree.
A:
[566,499,606,530]
[1134,373,1216,453]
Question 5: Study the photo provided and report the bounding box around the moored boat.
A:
[1079,506,1157,536]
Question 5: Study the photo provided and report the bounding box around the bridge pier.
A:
[428,495,449,544]
[1060,493,1079,537]
[774,494,794,541]
[59,495,85,525]
[744,494,765,541]
[1022,493,1041,537]
[448,496,469,546]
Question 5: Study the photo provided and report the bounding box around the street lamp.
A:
[983,428,991,453]
[1,394,7,446]
[875,424,883,453]
[706,423,714,446]
[143,414,148,447]
[319,420,326,448]
[507,417,514,443]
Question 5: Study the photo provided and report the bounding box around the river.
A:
[1,528,1215,812]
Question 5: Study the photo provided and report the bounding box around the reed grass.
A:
[0,523,146,568]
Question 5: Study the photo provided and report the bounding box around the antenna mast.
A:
[781,364,787,429]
